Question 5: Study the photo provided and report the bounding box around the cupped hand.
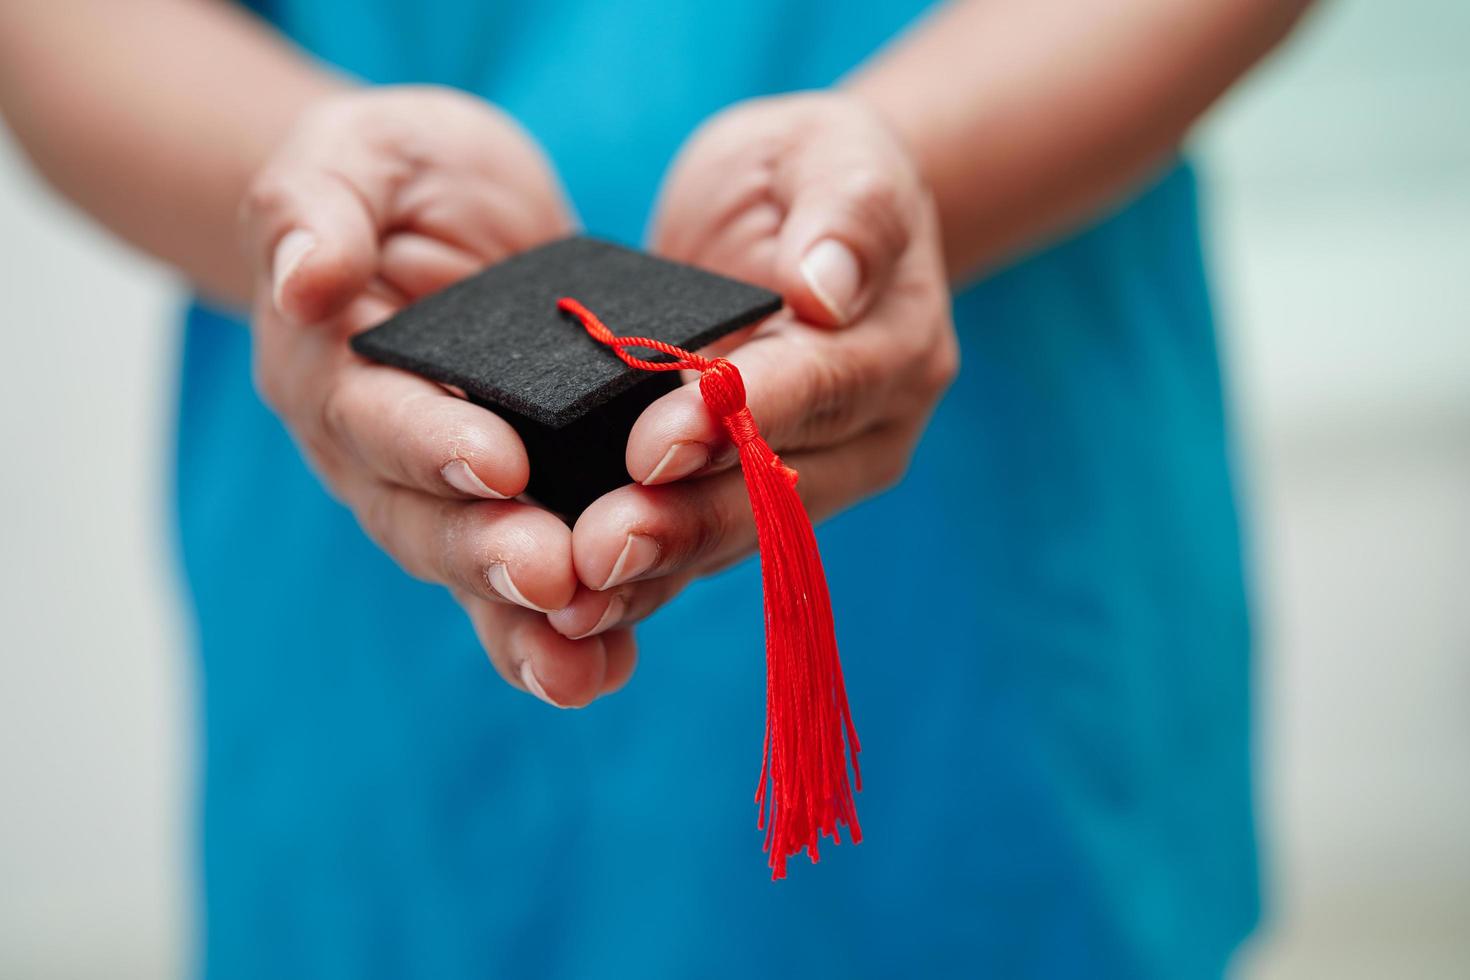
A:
[549,92,959,641]
[242,86,633,707]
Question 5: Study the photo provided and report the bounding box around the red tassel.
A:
[557,297,861,879]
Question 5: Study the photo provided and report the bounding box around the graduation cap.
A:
[352,236,861,878]
[351,236,781,515]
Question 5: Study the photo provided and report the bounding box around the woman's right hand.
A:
[241,86,635,708]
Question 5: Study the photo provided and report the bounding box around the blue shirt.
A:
[177,1,1258,976]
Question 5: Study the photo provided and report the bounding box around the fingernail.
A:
[600,534,658,591]
[548,592,625,640]
[442,459,509,499]
[575,594,625,640]
[643,441,709,485]
[486,563,554,613]
[520,660,567,708]
[799,238,861,324]
[272,229,316,315]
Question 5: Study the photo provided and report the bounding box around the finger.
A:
[578,422,920,590]
[244,166,387,325]
[376,92,580,251]
[547,573,692,640]
[598,629,638,696]
[626,315,932,483]
[459,595,615,708]
[378,232,484,299]
[322,360,530,500]
[395,174,575,262]
[770,150,919,327]
[654,100,921,326]
[356,488,576,612]
[668,200,781,290]
[249,282,400,439]
[649,105,777,265]
[634,196,951,486]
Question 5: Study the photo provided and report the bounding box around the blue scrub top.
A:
[177,1,1259,976]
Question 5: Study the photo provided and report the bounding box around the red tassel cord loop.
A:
[557,297,861,879]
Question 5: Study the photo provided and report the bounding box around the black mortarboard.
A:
[351,236,781,515]
[354,237,861,876]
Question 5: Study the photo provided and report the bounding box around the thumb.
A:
[243,166,382,326]
[772,165,917,327]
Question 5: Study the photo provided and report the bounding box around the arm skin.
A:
[845,0,1315,281]
[0,0,345,306]
[0,0,1312,300]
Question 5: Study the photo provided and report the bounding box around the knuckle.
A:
[841,168,900,218]
[645,485,732,571]
[242,170,292,227]
[358,487,397,551]
[300,432,338,474]
[621,576,682,626]
[250,353,285,413]
[837,167,913,259]
[922,332,961,399]
[870,431,920,495]
[318,380,354,448]
[688,493,735,566]
[873,451,911,494]
[403,397,478,476]
[435,507,473,589]
[307,452,350,501]
[789,342,877,445]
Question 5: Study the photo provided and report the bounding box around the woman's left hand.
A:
[548,92,959,641]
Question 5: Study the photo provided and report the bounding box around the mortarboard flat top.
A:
[352,236,781,428]
[351,236,781,514]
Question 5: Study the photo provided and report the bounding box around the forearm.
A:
[846,0,1313,281]
[0,0,346,305]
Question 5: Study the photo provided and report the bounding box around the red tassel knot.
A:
[698,357,746,418]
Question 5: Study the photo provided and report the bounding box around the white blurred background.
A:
[1,1,1466,976]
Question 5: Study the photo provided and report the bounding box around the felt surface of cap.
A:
[351,237,781,429]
